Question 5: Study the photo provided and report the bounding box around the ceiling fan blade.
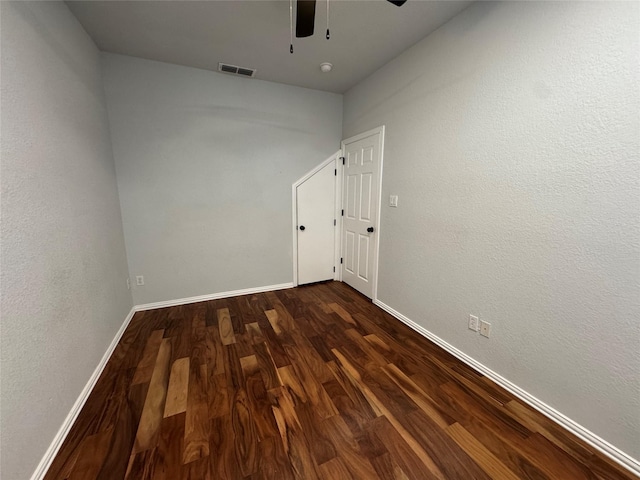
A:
[387,0,407,5]
[296,0,316,38]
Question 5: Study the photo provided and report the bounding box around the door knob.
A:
[367,227,374,233]
[299,225,306,231]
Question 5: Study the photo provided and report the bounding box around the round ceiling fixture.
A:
[320,62,333,73]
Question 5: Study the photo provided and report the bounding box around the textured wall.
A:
[0,3,132,479]
[344,1,640,459]
[102,54,343,305]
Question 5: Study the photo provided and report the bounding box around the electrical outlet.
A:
[480,320,491,338]
[468,315,479,332]
[126,278,130,290]
[136,275,145,286]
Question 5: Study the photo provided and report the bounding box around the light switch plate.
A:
[389,195,398,207]
[468,315,479,332]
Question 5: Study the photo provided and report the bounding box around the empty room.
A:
[1,0,638,479]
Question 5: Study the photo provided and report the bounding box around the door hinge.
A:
[334,219,336,226]
[334,169,337,176]
[341,157,345,165]
[333,266,336,272]
[340,257,343,264]
[341,209,344,216]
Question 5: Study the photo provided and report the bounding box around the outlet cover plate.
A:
[480,320,491,338]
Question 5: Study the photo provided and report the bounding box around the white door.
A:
[296,161,336,285]
[341,127,384,299]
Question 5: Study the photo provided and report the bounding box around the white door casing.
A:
[292,152,341,286]
[340,127,384,299]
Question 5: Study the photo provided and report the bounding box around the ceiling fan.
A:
[295,0,407,38]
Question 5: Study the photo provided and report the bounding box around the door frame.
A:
[339,126,385,300]
[292,151,342,287]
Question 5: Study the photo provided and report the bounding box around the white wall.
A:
[102,54,342,305]
[0,2,132,479]
[344,1,640,461]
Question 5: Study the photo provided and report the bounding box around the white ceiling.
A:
[67,0,472,93]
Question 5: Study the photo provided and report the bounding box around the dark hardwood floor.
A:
[44,281,636,479]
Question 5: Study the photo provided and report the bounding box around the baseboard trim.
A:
[135,283,295,311]
[373,299,640,477]
[30,306,137,480]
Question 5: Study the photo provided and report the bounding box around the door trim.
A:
[339,126,385,300]
[292,151,341,286]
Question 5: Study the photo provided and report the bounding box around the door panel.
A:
[360,173,372,221]
[358,234,369,280]
[345,231,355,274]
[341,128,383,299]
[297,162,335,285]
[363,146,374,164]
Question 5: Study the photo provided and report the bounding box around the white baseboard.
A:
[135,282,294,311]
[30,307,137,480]
[373,299,640,477]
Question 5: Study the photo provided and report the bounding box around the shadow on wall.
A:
[11,2,99,100]
[183,105,317,135]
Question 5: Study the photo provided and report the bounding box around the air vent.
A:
[218,63,257,78]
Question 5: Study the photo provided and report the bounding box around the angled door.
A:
[296,161,336,285]
[341,127,384,299]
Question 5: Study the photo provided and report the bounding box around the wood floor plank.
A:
[326,360,378,425]
[124,449,157,480]
[190,311,208,366]
[256,313,291,368]
[242,354,280,441]
[131,329,166,385]
[132,338,172,453]
[231,387,259,476]
[207,371,229,419]
[284,342,338,419]
[67,428,114,480]
[253,341,281,390]
[328,302,358,326]
[154,412,186,480]
[371,415,441,480]
[505,398,595,462]
[164,357,189,418]
[369,452,410,480]
[277,365,308,403]
[246,321,265,345]
[256,436,296,480]
[333,348,446,479]
[209,415,241,480]
[264,308,284,334]
[44,282,637,480]
[288,327,334,384]
[294,399,337,465]
[181,456,211,480]
[205,325,225,376]
[218,307,236,345]
[446,422,521,480]
[94,373,148,480]
[318,456,354,479]
[182,362,209,464]
[270,386,321,480]
[404,409,492,480]
[323,414,381,480]
[382,363,452,429]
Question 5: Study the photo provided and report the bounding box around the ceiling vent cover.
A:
[218,63,257,78]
